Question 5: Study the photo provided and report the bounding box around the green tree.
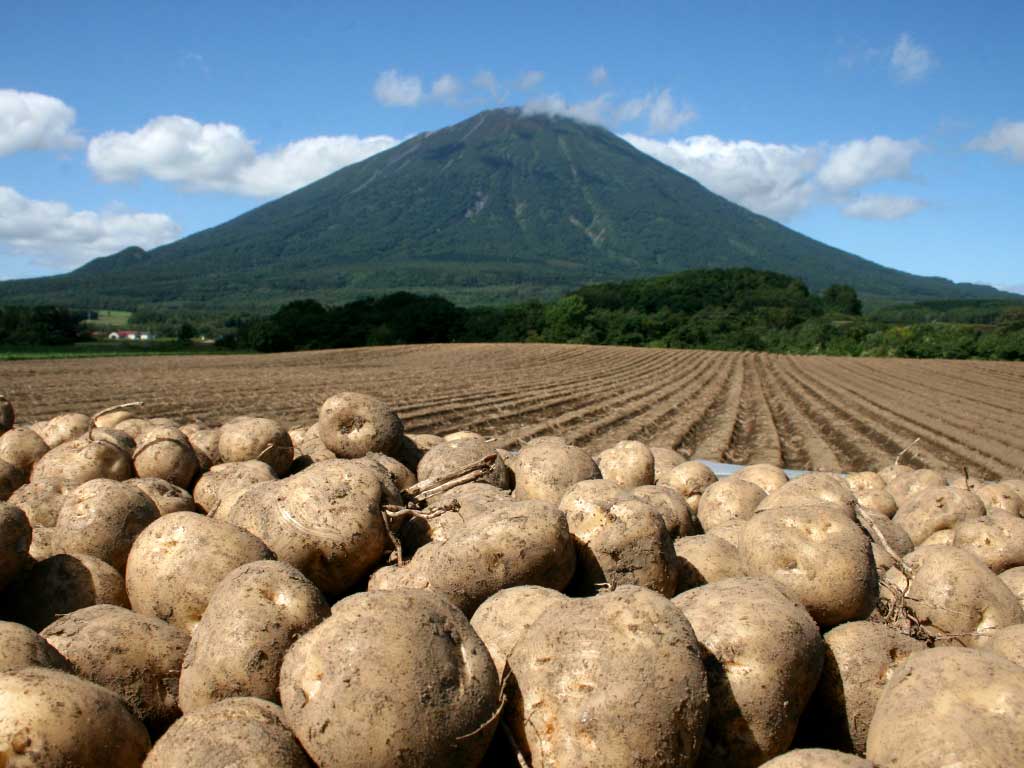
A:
[822,284,862,315]
[177,321,196,343]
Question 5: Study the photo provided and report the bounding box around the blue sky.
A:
[2,1,1022,290]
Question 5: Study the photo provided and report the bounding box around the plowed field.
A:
[4,343,1023,479]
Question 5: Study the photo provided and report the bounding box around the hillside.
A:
[0,108,1007,310]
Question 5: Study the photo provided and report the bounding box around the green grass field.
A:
[81,309,133,329]
[0,341,241,361]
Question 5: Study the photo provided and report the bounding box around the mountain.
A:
[0,108,1008,310]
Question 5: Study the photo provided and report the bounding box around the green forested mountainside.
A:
[0,108,1008,310]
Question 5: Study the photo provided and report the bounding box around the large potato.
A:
[508,586,709,768]
[697,477,766,531]
[758,473,856,517]
[740,504,877,627]
[403,481,511,550]
[0,458,25,501]
[734,463,789,495]
[866,647,1024,768]
[886,467,946,507]
[991,623,1024,667]
[673,577,824,767]
[144,697,311,768]
[6,553,129,630]
[218,417,293,476]
[179,561,329,711]
[854,488,897,518]
[42,604,189,729]
[30,434,133,490]
[513,437,600,502]
[975,482,1024,516]
[674,533,746,591]
[596,440,655,487]
[133,426,199,489]
[881,545,1023,647]
[650,446,685,484]
[632,483,698,536]
[186,427,221,471]
[35,412,90,448]
[279,589,500,768]
[845,471,887,493]
[953,512,1024,572]
[125,511,273,633]
[761,750,872,767]
[0,667,150,767]
[125,477,195,515]
[0,502,32,590]
[318,392,403,459]
[53,478,160,572]
[893,486,986,545]
[470,585,570,674]
[193,459,276,515]
[1001,565,1024,609]
[662,460,717,507]
[417,437,511,489]
[0,427,49,473]
[7,480,63,527]
[0,621,69,673]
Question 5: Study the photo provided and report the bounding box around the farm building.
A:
[107,330,151,341]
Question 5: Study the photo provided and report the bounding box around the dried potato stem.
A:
[893,437,920,467]
[88,401,144,441]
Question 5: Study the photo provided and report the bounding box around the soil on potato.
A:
[4,343,1023,480]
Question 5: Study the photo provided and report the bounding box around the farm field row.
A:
[4,343,1023,479]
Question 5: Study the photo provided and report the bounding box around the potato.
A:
[0,459,25,501]
[469,585,570,674]
[1003,477,1024,497]
[758,472,857,517]
[144,697,312,768]
[674,533,746,591]
[35,412,91,448]
[881,545,1023,647]
[859,510,913,578]
[0,621,69,673]
[6,553,130,630]
[279,589,500,768]
[93,408,137,430]
[404,482,511,550]
[508,586,709,768]
[596,440,655,487]
[218,417,293,476]
[649,446,685,483]
[92,426,136,455]
[877,462,912,485]
[133,426,199,489]
[0,667,150,767]
[30,434,133,490]
[761,750,873,767]
[1001,565,1024,608]
[42,604,189,729]
[673,577,824,767]
[6,480,63,527]
[697,477,766,531]
[662,460,717,507]
[891,486,986,546]
[363,450,416,490]
[801,620,923,754]
[179,560,329,711]
[708,516,747,548]
[866,647,1024,768]
[734,463,789,495]
[741,504,877,627]
[0,395,12,433]
[0,502,32,590]
[318,391,403,459]
[192,459,276,515]
[417,437,511,489]
[186,427,221,471]
[886,467,946,507]
[0,427,49,473]
[114,417,152,440]
[125,477,195,515]
[845,471,887,493]
[854,488,897,518]
[295,423,336,464]
[632,483,698,536]
[53,479,160,572]
[990,623,1024,668]
[975,482,1024,516]
[953,512,1024,572]
[125,511,273,633]
[513,436,600,502]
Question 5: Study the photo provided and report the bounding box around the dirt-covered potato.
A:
[854,488,897,518]
[0,396,12,433]
[975,482,1024,516]
[632,483,698,536]
[469,585,570,674]
[741,504,877,627]
[758,472,857,517]
[317,392,404,459]
[801,620,923,754]
[0,502,32,590]
[363,451,416,490]
[734,464,789,495]
[35,412,91,448]
[144,697,312,768]
[30,434,133,490]
[133,427,199,489]
[674,533,746,591]
[508,586,709,768]
[1001,565,1024,608]
[0,427,49,474]
[649,446,685,484]
[193,460,276,515]
[53,479,160,572]
[179,560,329,711]
[93,408,137,430]
[859,510,913,578]
[845,471,887,493]
[279,589,500,768]
[513,437,601,502]
[662,460,717,507]
[6,553,129,630]
[186,427,221,471]
[42,604,189,729]
[417,437,511,489]
[673,577,823,767]
[7,480,63,527]
[124,477,195,516]
[403,482,511,550]
[866,647,1024,768]
[125,511,273,633]
[0,621,69,673]
[761,750,873,767]
[113,417,151,440]
[0,667,150,767]
[893,486,986,546]
[697,477,766,531]
[0,458,25,501]
[707,516,746,548]
[596,440,655,487]
[882,545,1023,647]
[218,417,293,476]
[953,512,1024,573]
[1003,477,1024,498]
[219,460,392,595]
[990,623,1024,667]
[886,467,946,507]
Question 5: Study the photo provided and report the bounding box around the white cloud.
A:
[818,136,923,191]
[615,95,652,123]
[590,66,608,86]
[969,120,1024,162]
[647,89,695,135]
[843,195,926,220]
[430,74,461,103]
[518,70,545,90]
[87,115,398,197]
[0,89,84,156]
[373,69,423,107]
[891,33,934,81]
[523,94,613,125]
[0,186,180,270]
[472,70,502,100]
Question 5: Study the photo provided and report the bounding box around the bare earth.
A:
[4,343,1023,479]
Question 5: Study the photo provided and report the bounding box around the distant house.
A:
[107,330,151,341]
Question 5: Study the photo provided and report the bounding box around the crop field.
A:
[3,342,1023,479]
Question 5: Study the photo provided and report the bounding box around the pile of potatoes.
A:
[2,390,1024,767]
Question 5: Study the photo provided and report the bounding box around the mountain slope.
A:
[0,108,1006,309]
